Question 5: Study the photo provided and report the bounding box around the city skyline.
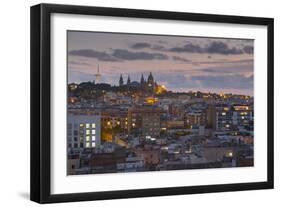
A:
[68,31,254,95]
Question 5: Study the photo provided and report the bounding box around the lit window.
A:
[86,123,90,128]
[225,124,230,128]
[86,129,90,135]
[222,112,226,115]
[92,136,95,141]
[79,123,84,127]
[92,129,96,135]
[91,123,96,128]
[92,142,96,147]
[86,136,90,142]
[132,123,136,127]
[85,142,91,148]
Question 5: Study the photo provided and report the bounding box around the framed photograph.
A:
[30,3,274,203]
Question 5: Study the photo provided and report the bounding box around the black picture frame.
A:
[30,3,274,204]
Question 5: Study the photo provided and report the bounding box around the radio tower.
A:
[94,64,101,84]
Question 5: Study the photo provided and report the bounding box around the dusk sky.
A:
[67,31,254,95]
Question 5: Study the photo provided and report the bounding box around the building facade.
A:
[207,104,253,131]
[128,105,161,137]
[67,114,101,149]
[232,105,253,128]
[207,105,233,131]
[185,111,207,128]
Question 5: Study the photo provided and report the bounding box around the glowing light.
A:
[155,84,167,94]
[145,97,158,104]
[85,142,91,148]
[70,98,76,103]
[234,106,250,111]
[69,84,77,91]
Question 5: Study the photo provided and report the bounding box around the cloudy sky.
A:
[67,31,254,95]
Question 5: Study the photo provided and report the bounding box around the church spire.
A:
[147,72,154,86]
[119,74,124,86]
[140,74,145,85]
[127,75,131,85]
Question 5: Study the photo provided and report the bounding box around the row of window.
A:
[85,142,96,148]
[68,141,96,148]
[80,123,96,128]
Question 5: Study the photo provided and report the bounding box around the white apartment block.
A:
[67,114,101,149]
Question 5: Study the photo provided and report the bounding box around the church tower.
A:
[147,72,154,87]
[119,74,124,86]
[140,74,145,85]
[127,75,131,85]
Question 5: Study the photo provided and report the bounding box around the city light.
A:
[67,70,254,175]
[155,84,167,95]
[145,97,158,104]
